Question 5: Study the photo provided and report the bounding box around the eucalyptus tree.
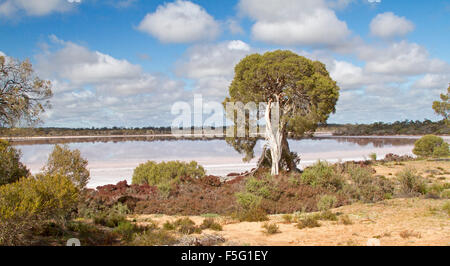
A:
[224,50,339,175]
[432,84,449,125]
[0,55,52,127]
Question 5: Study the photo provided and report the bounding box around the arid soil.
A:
[131,161,450,246]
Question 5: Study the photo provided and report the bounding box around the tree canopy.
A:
[432,84,449,124]
[0,55,52,127]
[224,50,340,175]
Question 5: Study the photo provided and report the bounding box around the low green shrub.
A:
[262,222,280,235]
[345,165,394,203]
[0,173,79,245]
[281,214,294,224]
[131,229,177,246]
[317,195,337,212]
[296,216,321,229]
[131,161,205,191]
[234,192,268,222]
[163,221,176,231]
[200,218,222,231]
[93,208,127,228]
[413,135,449,158]
[174,218,202,235]
[114,221,143,242]
[443,202,450,216]
[397,167,427,196]
[301,161,344,191]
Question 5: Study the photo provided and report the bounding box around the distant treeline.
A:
[330,120,449,136]
[0,119,448,137]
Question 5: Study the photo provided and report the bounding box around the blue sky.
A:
[0,0,449,127]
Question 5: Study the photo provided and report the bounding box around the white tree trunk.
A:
[265,100,283,175]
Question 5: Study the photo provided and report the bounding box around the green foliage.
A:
[296,216,321,229]
[200,218,223,231]
[245,175,278,200]
[413,135,449,158]
[369,153,377,161]
[0,173,79,245]
[0,55,52,127]
[397,167,427,196]
[0,173,79,221]
[346,165,394,203]
[42,144,90,189]
[442,201,450,216]
[131,229,177,246]
[301,161,344,191]
[174,218,202,235]
[224,50,339,167]
[93,205,128,228]
[114,221,139,242]
[432,84,449,124]
[162,221,176,231]
[282,214,294,223]
[317,195,337,212]
[0,140,30,186]
[131,161,205,191]
[234,192,268,222]
[262,222,280,235]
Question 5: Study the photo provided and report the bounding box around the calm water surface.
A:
[13,136,449,188]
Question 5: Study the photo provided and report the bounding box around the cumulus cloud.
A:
[413,74,450,90]
[238,0,352,47]
[175,40,254,100]
[370,12,415,39]
[137,0,220,43]
[34,36,192,127]
[359,41,449,75]
[0,0,75,17]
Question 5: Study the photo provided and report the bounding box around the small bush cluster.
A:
[397,168,427,196]
[262,222,280,235]
[317,195,337,212]
[131,161,205,193]
[92,204,129,228]
[200,218,223,231]
[296,216,321,229]
[301,161,344,191]
[345,165,394,203]
[162,218,203,235]
[234,192,269,222]
[413,135,450,158]
[0,173,80,245]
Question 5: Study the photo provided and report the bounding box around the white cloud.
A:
[413,74,450,90]
[238,0,351,47]
[360,41,449,75]
[175,40,254,100]
[34,36,193,127]
[226,19,245,35]
[137,0,220,43]
[370,12,415,39]
[0,0,74,17]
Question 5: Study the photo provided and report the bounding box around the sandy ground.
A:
[133,198,449,246]
[375,160,450,181]
[130,160,450,246]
